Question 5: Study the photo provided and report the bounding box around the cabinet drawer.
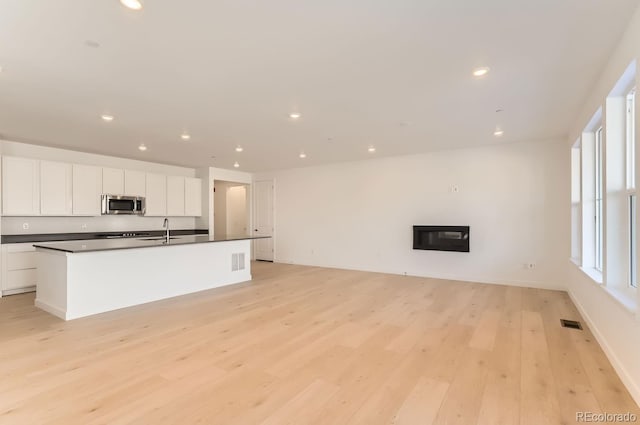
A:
[7,251,37,270]
[5,269,37,291]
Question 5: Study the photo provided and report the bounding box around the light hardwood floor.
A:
[0,262,638,425]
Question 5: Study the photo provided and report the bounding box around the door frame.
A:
[252,178,275,262]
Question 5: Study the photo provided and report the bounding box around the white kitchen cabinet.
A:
[72,165,102,215]
[124,170,146,197]
[40,160,73,216]
[166,176,185,216]
[145,173,167,216]
[1,243,37,295]
[185,177,202,216]
[102,167,125,195]
[2,156,40,216]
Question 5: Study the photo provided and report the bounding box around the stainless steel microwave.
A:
[101,194,146,215]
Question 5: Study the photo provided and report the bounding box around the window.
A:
[573,64,638,309]
[595,126,604,272]
[630,195,637,287]
[571,142,582,263]
[626,89,636,189]
[627,88,637,288]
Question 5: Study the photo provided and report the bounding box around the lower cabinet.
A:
[1,243,37,296]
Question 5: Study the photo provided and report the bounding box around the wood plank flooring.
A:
[0,262,637,424]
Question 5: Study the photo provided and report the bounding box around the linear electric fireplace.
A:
[413,225,470,252]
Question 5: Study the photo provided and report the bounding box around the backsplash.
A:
[1,216,200,235]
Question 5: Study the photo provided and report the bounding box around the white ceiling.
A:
[0,0,637,172]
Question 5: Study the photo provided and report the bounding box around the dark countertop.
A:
[33,234,270,253]
[1,229,208,244]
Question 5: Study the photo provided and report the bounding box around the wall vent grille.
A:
[231,253,246,272]
[560,319,583,330]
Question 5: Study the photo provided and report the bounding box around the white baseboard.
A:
[568,289,640,407]
[35,299,67,320]
[277,259,564,291]
[401,270,564,291]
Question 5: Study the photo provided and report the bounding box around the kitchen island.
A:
[34,235,269,320]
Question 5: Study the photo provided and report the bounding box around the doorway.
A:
[253,180,274,261]
[213,180,250,237]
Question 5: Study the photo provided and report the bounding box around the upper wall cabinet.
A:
[40,160,72,216]
[145,173,167,216]
[1,156,202,218]
[72,165,102,216]
[185,177,202,217]
[166,176,186,216]
[124,170,146,197]
[102,168,124,195]
[2,157,40,216]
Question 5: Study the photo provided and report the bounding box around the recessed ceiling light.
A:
[120,0,142,10]
[299,152,307,159]
[101,114,114,122]
[180,133,191,141]
[289,112,301,119]
[472,67,490,77]
[494,128,504,136]
[235,145,243,152]
[138,144,147,151]
[368,146,376,153]
[233,161,240,168]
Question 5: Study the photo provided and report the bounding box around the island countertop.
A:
[33,234,270,253]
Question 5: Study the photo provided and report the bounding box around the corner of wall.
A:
[567,284,640,407]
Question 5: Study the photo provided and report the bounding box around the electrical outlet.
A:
[450,185,459,193]
[81,223,88,230]
[22,222,29,230]
[526,263,536,270]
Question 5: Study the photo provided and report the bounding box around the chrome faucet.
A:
[163,217,170,243]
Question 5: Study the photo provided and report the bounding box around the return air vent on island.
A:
[413,226,470,252]
[231,253,246,271]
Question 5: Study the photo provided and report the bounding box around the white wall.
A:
[566,5,640,405]
[0,140,199,234]
[255,138,569,290]
[195,167,213,232]
[196,168,253,236]
[213,181,250,237]
[0,140,195,176]
[226,186,248,235]
[214,181,229,237]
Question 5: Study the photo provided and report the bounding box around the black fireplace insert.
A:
[412,225,470,252]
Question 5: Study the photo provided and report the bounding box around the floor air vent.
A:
[560,319,583,330]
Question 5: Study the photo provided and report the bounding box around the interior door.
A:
[253,180,274,261]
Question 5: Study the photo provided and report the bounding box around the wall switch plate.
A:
[22,223,29,230]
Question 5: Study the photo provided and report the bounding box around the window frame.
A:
[627,88,637,289]
[595,126,604,272]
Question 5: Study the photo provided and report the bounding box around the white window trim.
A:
[579,265,603,285]
[594,126,604,272]
[601,285,638,315]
